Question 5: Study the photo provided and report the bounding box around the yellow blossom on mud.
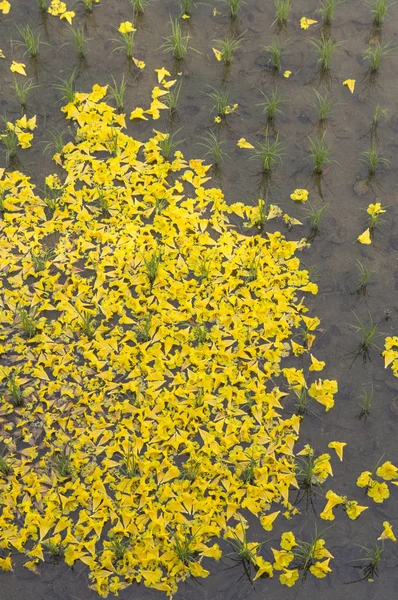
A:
[212,47,223,61]
[155,67,171,82]
[328,441,346,461]
[133,57,145,69]
[367,481,390,503]
[60,11,75,24]
[279,568,299,586]
[214,116,221,123]
[0,555,13,571]
[320,489,346,520]
[357,471,372,488]
[310,559,332,578]
[343,79,356,93]
[378,521,396,542]
[119,21,135,34]
[0,49,4,58]
[280,532,296,551]
[0,0,11,13]
[367,202,386,217]
[376,460,398,480]
[309,354,325,371]
[182,13,190,19]
[290,188,309,202]
[300,17,317,29]
[260,511,280,531]
[284,70,292,78]
[357,228,371,244]
[10,61,26,75]
[237,137,254,149]
[345,500,368,520]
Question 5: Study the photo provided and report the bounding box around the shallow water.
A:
[1,0,398,598]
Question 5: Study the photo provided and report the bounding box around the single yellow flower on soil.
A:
[119,21,135,34]
[0,49,5,58]
[343,79,356,93]
[155,67,171,83]
[345,500,368,520]
[0,0,11,14]
[300,17,317,29]
[378,521,396,542]
[133,57,145,69]
[309,354,325,371]
[290,188,308,202]
[212,47,222,61]
[376,460,398,480]
[284,70,292,78]
[328,441,346,461]
[237,137,254,149]
[367,202,385,216]
[280,568,299,587]
[10,61,27,76]
[357,228,371,244]
[60,10,75,24]
[182,13,190,19]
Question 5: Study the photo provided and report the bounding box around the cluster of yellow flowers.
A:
[356,461,398,503]
[383,336,398,376]
[0,73,342,596]
[2,114,37,149]
[47,0,75,24]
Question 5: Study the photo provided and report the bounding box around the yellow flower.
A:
[0,0,11,14]
[155,67,171,83]
[0,49,5,58]
[214,116,221,123]
[343,79,356,93]
[10,61,27,76]
[279,568,299,587]
[290,189,309,202]
[309,354,325,371]
[259,511,280,531]
[367,202,386,217]
[133,57,145,69]
[280,531,296,551]
[300,17,318,29]
[320,489,346,520]
[130,107,148,120]
[376,460,398,480]
[182,13,190,19]
[60,10,75,24]
[237,137,254,149]
[310,559,332,578]
[357,228,371,244]
[212,47,223,61]
[119,21,135,34]
[0,554,12,571]
[367,481,390,503]
[328,441,346,461]
[378,521,396,542]
[283,70,292,78]
[345,500,368,520]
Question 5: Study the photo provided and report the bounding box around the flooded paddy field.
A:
[0,1,398,599]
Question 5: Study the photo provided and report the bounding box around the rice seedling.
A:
[38,0,48,10]
[304,203,329,242]
[364,41,393,72]
[1,125,18,165]
[81,0,95,12]
[144,250,162,286]
[112,24,136,58]
[172,527,199,564]
[244,256,260,283]
[356,384,374,421]
[193,324,208,344]
[120,443,139,477]
[370,104,388,139]
[308,33,340,71]
[43,129,67,156]
[68,26,87,57]
[18,307,39,339]
[0,191,4,216]
[31,247,53,273]
[308,133,332,174]
[51,446,73,478]
[53,69,77,103]
[368,0,390,25]
[198,131,229,166]
[134,315,152,342]
[213,34,242,64]
[5,372,24,407]
[312,89,332,122]
[257,89,285,123]
[351,312,378,362]
[180,0,195,15]
[318,0,344,25]
[197,256,212,281]
[292,385,312,416]
[108,75,126,112]
[361,142,390,177]
[13,78,37,113]
[367,202,387,231]
[130,0,149,15]
[226,0,243,19]
[79,310,97,339]
[292,530,330,580]
[250,134,284,173]
[158,129,184,161]
[109,535,130,562]
[43,542,66,564]
[264,41,283,71]
[161,19,190,61]
[355,260,373,296]
[14,25,41,57]
[165,80,182,116]
[206,87,236,118]
[180,459,201,481]
[350,541,384,581]
[274,0,292,26]
[0,452,11,476]
[43,185,63,213]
